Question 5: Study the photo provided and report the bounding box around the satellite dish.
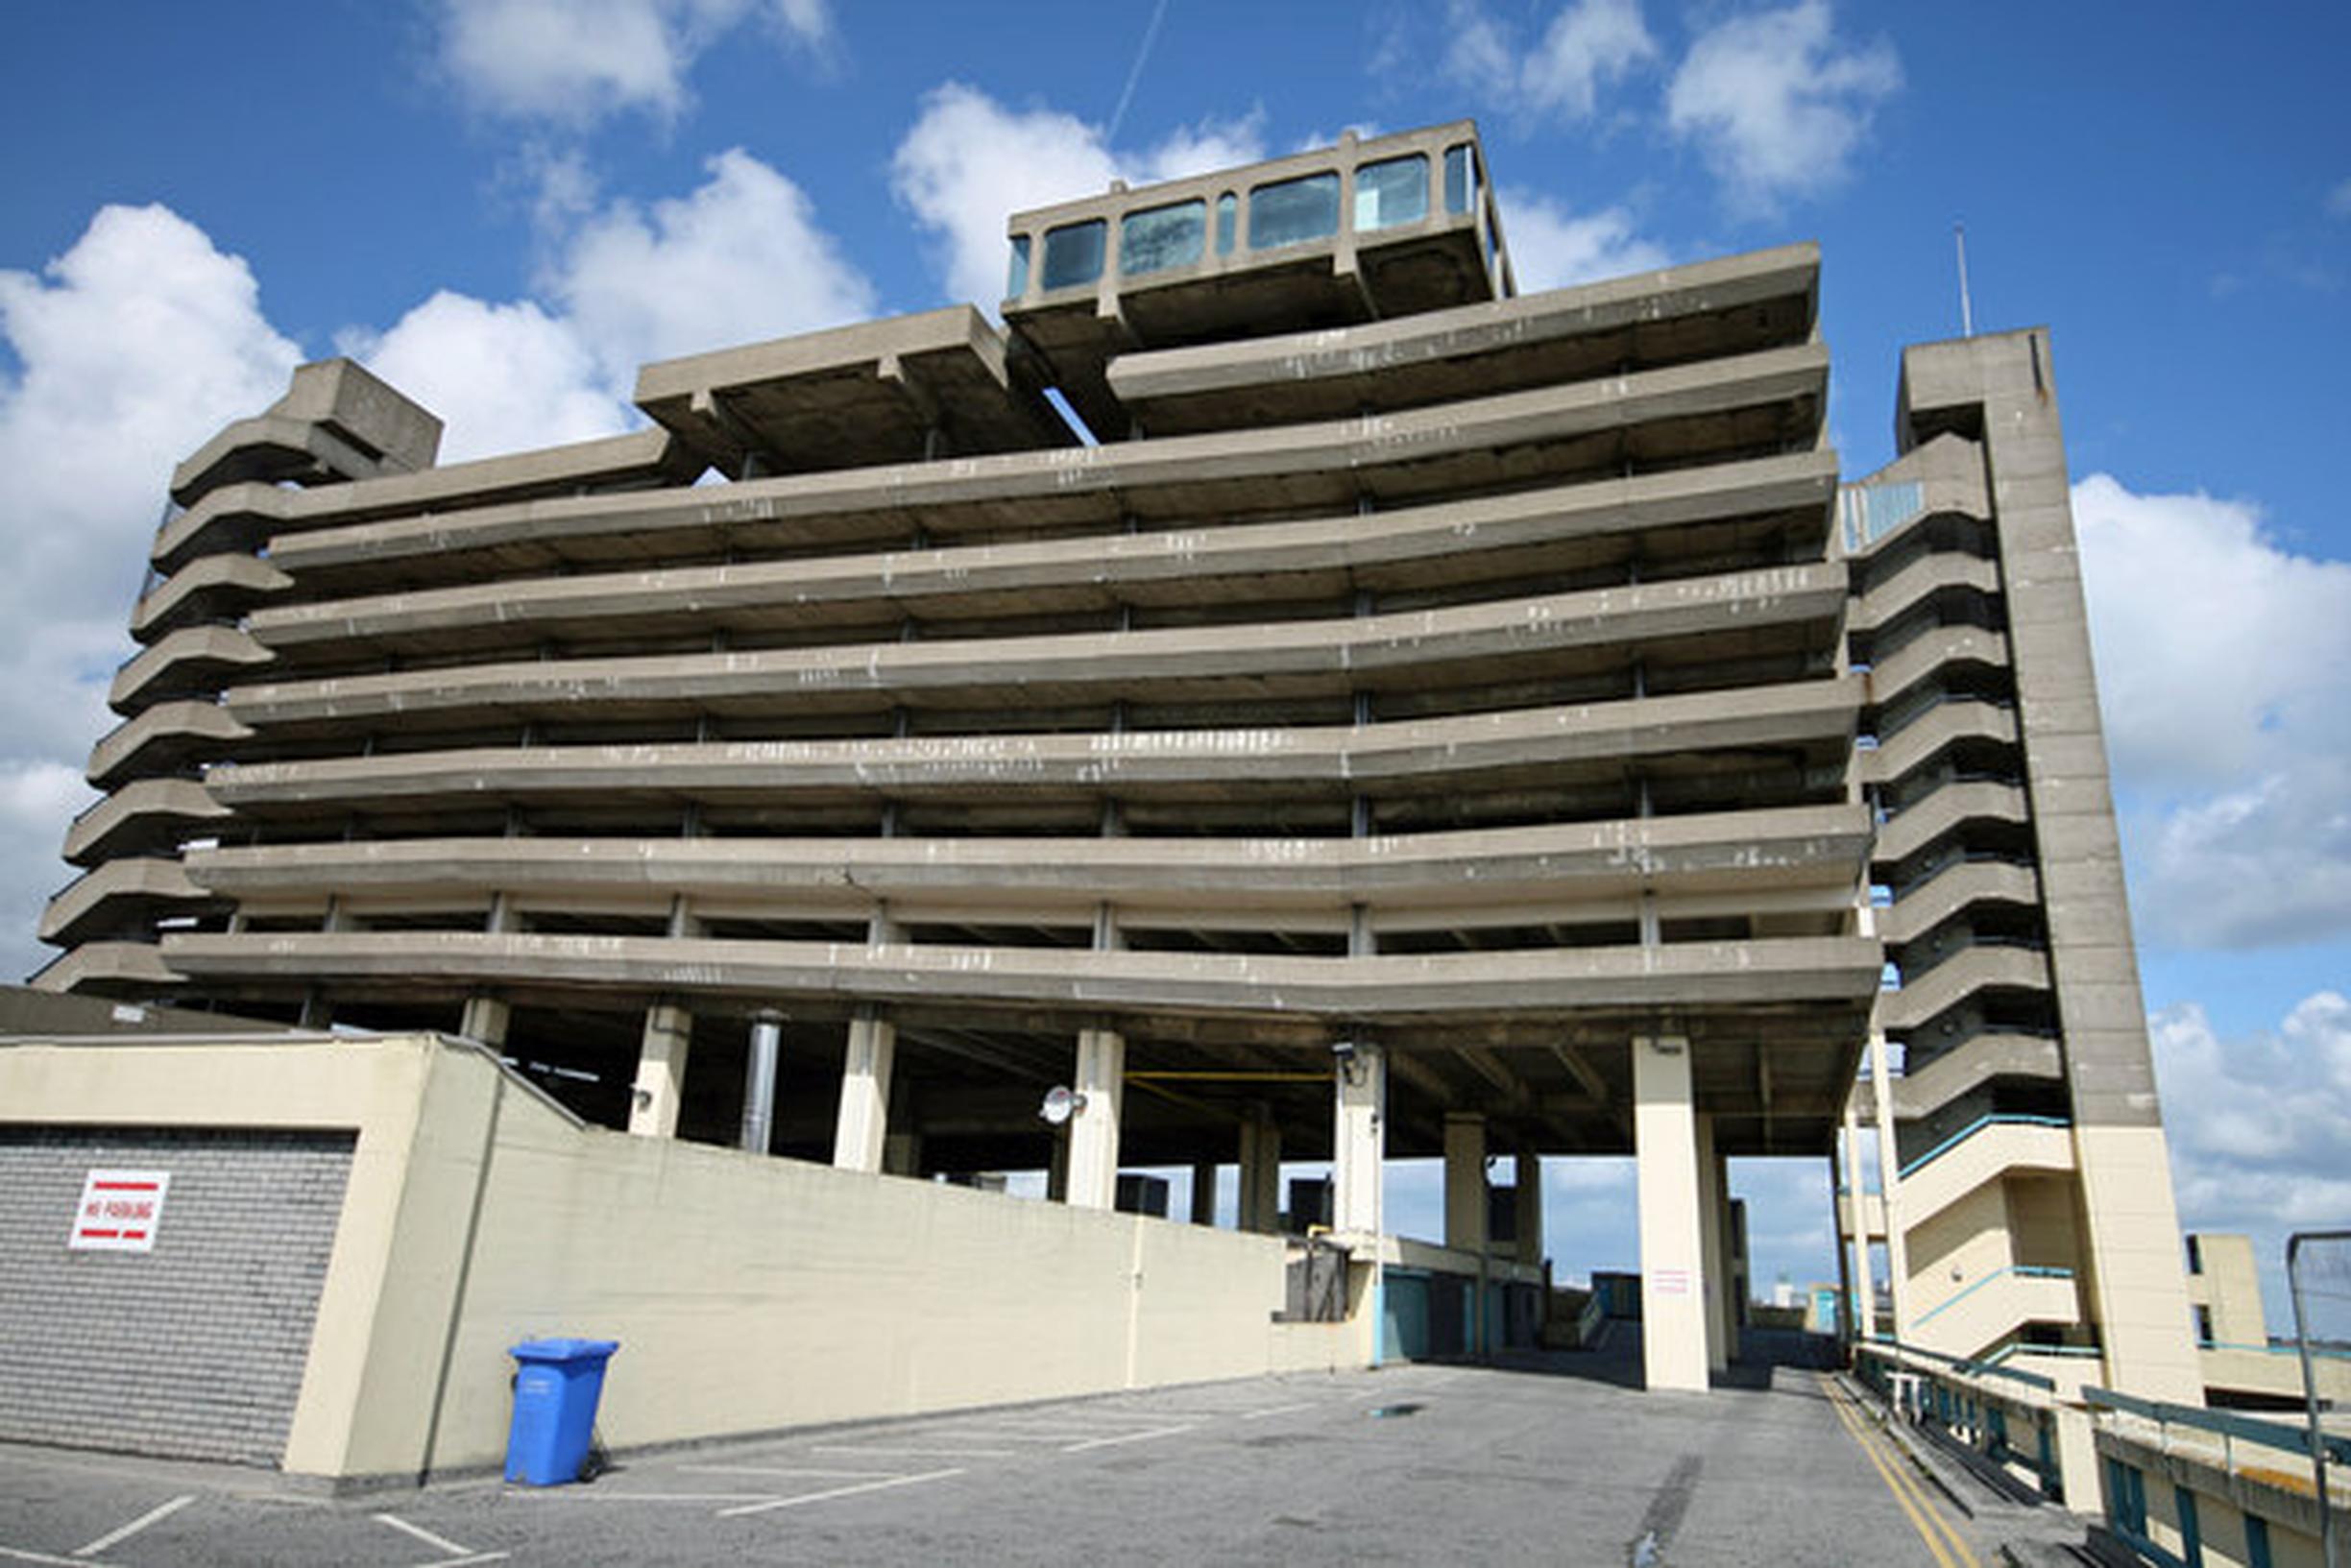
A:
[1039,1085,1086,1125]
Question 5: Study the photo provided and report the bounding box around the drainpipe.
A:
[740,1009,783,1154]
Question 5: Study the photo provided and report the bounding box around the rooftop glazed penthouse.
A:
[34,123,2198,1399]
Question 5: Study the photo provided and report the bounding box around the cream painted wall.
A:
[2004,1175,2082,1272]
[421,1049,1355,1473]
[0,1035,452,1477]
[1,1034,1369,1483]
[2072,1125,2205,1404]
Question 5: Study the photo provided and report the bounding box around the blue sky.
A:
[2,1,2345,1322]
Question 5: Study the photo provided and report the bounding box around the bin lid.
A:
[510,1338,620,1363]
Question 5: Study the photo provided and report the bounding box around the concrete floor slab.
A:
[0,1340,2059,1566]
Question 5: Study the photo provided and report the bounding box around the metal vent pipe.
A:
[741,1009,785,1154]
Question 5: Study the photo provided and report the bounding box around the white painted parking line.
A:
[1238,1402,1318,1420]
[674,1464,904,1481]
[72,1494,193,1558]
[810,1444,1020,1459]
[506,1490,779,1504]
[417,1556,509,1568]
[912,1427,1109,1443]
[372,1513,474,1558]
[0,1545,96,1567]
[1060,1423,1195,1454]
[716,1467,963,1519]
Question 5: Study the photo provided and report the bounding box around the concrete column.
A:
[1237,1112,1281,1234]
[1514,1149,1543,1266]
[457,994,509,1047]
[1730,1196,1750,1329]
[1189,1162,1218,1227]
[883,1131,922,1178]
[832,1008,895,1172]
[1331,1042,1386,1238]
[628,1000,692,1138]
[1063,1026,1125,1210]
[1867,1032,1914,1337]
[1634,1033,1709,1392]
[1826,1152,1857,1343]
[1443,1113,1488,1255]
[1841,1101,1875,1340]
[740,1009,783,1155]
[1697,1115,1731,1375]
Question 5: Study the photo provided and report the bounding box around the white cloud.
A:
[435,0,831,125]
[1500,188,1671,292]
[2153,993,2351,1325]
[2134,765,2351,950]
[890,84,1267,313]
[550,147,876,375]
[1665,0,1900,217]
[2074,473,2351,949]
[346,293,625,465]
[0,761,90,984]
[2074,474,2351,786]
[1445,0,1660,123]
[0,205,302,980]
[0,155,876,978]
[347,148,876,461]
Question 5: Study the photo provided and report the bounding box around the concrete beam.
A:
[159,929,1887,1020]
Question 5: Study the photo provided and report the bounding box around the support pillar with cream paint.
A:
[1514,1148,1543,1267]
[832,1006,894,1172]
[1331,1041,1385,1238]
[456,994,508,1049]
[1697,1114,1731,1374]
[628,999,691,1139]
[1443,1112,1487,1255]
[1635,1033,1709,1392]
[1238,1111,1281,1234]
[1063,1026,1124,1211]
[1189,1161,1218,1226]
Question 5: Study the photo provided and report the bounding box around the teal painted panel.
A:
[1383,1270,1431,1362]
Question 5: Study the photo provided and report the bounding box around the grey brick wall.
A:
[0,1125,355,1467]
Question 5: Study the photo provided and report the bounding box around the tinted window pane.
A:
[1121,200,1205,277]
[1041,220,1106,290]
[1248,172,1340,250]
[1355,154,1428,230]
[1006,235,1030,300]
[1444,144,1476,215]
[1215,192,1236,254]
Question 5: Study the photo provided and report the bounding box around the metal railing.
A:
[2085,1383,2351,1482]
[1897,1112,2072,1181]
[1912,1264,2075,1328]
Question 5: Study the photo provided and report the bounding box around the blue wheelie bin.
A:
[505,1338,619,1485]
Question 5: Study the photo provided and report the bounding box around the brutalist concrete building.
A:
[24,121,2201,1410]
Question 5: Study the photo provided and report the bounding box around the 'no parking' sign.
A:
[68,1170,170,1252]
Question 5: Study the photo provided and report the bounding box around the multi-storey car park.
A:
[21,122,2214,1436]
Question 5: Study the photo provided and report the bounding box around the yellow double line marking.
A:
[1817,1373,1979,1568]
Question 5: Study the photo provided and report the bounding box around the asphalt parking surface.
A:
[0,1348,1996,1566]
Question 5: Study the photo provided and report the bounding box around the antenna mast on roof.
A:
[1954,223,1975,338]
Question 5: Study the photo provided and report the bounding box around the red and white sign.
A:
[1652,1268,1691,1296]
[69,1170,170,1252]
